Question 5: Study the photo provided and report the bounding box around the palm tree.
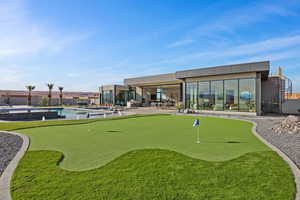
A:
[46,83,54,106]
[58,86,64,106]
[25,85,35,106]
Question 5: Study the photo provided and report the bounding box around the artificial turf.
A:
[12,150,295,200]
[18,115,268,170]
[0,114,296,199]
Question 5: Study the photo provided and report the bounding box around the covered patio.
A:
[124,73,183,107]
[141,84,181,107]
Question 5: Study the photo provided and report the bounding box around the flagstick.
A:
[196,124,200,144]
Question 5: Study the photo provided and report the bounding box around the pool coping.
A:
[0,131,29,200]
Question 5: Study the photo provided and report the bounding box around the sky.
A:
[1,0,300,92]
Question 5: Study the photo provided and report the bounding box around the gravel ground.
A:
[0,132,23,177]
[250,117,300,169]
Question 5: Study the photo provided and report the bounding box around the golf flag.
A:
[193,119,200,127]
[193,119,201,144]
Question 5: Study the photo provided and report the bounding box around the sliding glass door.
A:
[239,79,256,112]
[198,81,211,110]
[185,78,256,112]
[224,80,239,111]
[211,80,224,111]
[186,82,198,109]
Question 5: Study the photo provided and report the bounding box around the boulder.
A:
[273,115,300,134]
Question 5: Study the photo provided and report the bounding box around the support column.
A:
[182,80,186,109]
[256,72,262,116]
[113,85,116,106]
[99,86,103,104]
[141,87,144,104]
[135,87,143,103]
[179,83,183,101]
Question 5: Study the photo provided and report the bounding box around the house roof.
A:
[124,73,181,86]
[123,61,270,86]
[175,61,270,79]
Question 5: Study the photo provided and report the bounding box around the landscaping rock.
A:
[273,115,300,134]
[251,117,300,169]
[0,132,23,177]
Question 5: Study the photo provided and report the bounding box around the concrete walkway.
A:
[0,131,29,200]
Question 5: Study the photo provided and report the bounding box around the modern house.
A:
[99,61,296,115]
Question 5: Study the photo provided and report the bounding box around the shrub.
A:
[39,97,48,106]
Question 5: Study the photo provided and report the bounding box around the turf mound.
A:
[11,150,295,200]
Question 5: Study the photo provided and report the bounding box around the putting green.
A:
[18,115,269,171]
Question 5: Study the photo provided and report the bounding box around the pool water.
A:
[0,107,116,121]
[49,108,105,120]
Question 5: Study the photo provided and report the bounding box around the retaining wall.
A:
[0,111,59,121]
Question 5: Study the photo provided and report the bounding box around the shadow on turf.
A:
[201,141,247,144]
[106,130,121,133]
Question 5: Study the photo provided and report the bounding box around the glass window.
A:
[161,89,167,101]
[156,88,161,101]
[103,90,113,104]
[116,90,127,106]
[184,78,256,113]
[224,80,239,111]
[198,81,211,110]
[211,80,224,111]
[239,78,256,112]
[186,82,198,109]
[128,87,136,101]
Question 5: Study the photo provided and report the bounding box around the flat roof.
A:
[175,61,270,79]
[123,61,270,86]
[124,73,180,86]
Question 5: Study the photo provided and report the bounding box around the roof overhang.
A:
[175,61,270,80]
[124,73,182,87]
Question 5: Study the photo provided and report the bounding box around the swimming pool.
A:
[48,108,111,120]
[0,107,115,120]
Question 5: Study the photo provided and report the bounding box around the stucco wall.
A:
[282,99,300,115]
[261,76,284,113]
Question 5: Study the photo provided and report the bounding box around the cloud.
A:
[0,68,23,83]
[0,0,92,59]
[189,0,299,37]
[66,73,80,78]
[166,39,195,48]
[228,51,300,65]
[157,34,300,65]
[0,66,27,90]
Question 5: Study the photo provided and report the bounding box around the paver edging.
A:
[0,131,29,200]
